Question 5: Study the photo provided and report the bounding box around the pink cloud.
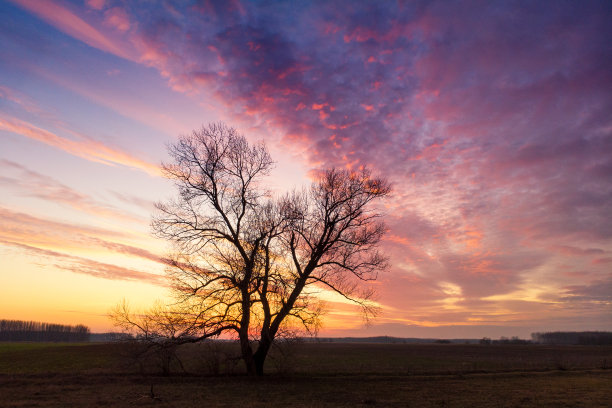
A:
[2,240,164,285]
[0,207,127,241]
[32,67,194,138]
[552,245,606,256]
[0,160,144,223]
[9,0,133,61]
[0,206,167,268]
[0,85,45,116]
[562,277,612,303]
[86,0,106,11]
[110,191,156,211]
[103,7,130,32]
[0,115,160,176]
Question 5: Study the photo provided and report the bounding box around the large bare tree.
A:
[112,123,391,375]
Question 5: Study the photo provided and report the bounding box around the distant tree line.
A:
[479,336,530,345]
[89,332,133,342]
[0,319,90,342]
[531,331,612,345]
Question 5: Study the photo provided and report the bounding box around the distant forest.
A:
[531,331,612,345]
[0,319,90,342]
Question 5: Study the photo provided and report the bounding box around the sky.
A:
[0,0,610,338]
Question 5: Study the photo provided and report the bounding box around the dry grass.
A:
[1,342,611,407]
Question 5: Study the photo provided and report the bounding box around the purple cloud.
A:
[5,0,611,332]
[115,0,611,319]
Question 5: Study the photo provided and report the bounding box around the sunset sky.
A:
[1,0,610,338]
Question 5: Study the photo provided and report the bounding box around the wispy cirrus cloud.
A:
[0,115,160,176]
[87,237,164,265]
[0,206,167,272]
[1,240,164,285]
[8,0,133,60]
[562,277,612,303]
[0,85,47,116]
[0,207,126,242]
[110,191,156,212]
[0,159,144,223]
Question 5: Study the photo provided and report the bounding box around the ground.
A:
[1,342,611,407]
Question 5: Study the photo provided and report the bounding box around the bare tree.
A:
[112,123,390,375]
[110,300,190,375]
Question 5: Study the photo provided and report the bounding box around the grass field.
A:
[1,341,611,407]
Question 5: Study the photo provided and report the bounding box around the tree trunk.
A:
[239,332,256,376]
[252,336,272,376]
[239,283,256,375]
[253,351,266,376]
[243,354,256,376]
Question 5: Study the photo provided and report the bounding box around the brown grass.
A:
[1,342,611,407]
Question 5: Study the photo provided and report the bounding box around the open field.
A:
[1,342,611,407]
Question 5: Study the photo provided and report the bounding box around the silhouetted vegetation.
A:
[311,336,479,344]
[480,336,530,345]
[0,319,90,342]
[532,331,612,345]
[89,332,132,342]
[112,123,391,376]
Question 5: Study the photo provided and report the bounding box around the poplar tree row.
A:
[0,319,90,342]
[531,331,612,345]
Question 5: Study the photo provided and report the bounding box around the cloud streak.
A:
[0,115,160,176]
[0,206,163,261]
[8,0,133,60]
[0,159,145,223]
[2,240,164,285]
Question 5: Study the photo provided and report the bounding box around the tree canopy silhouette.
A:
[112,123,391,375]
